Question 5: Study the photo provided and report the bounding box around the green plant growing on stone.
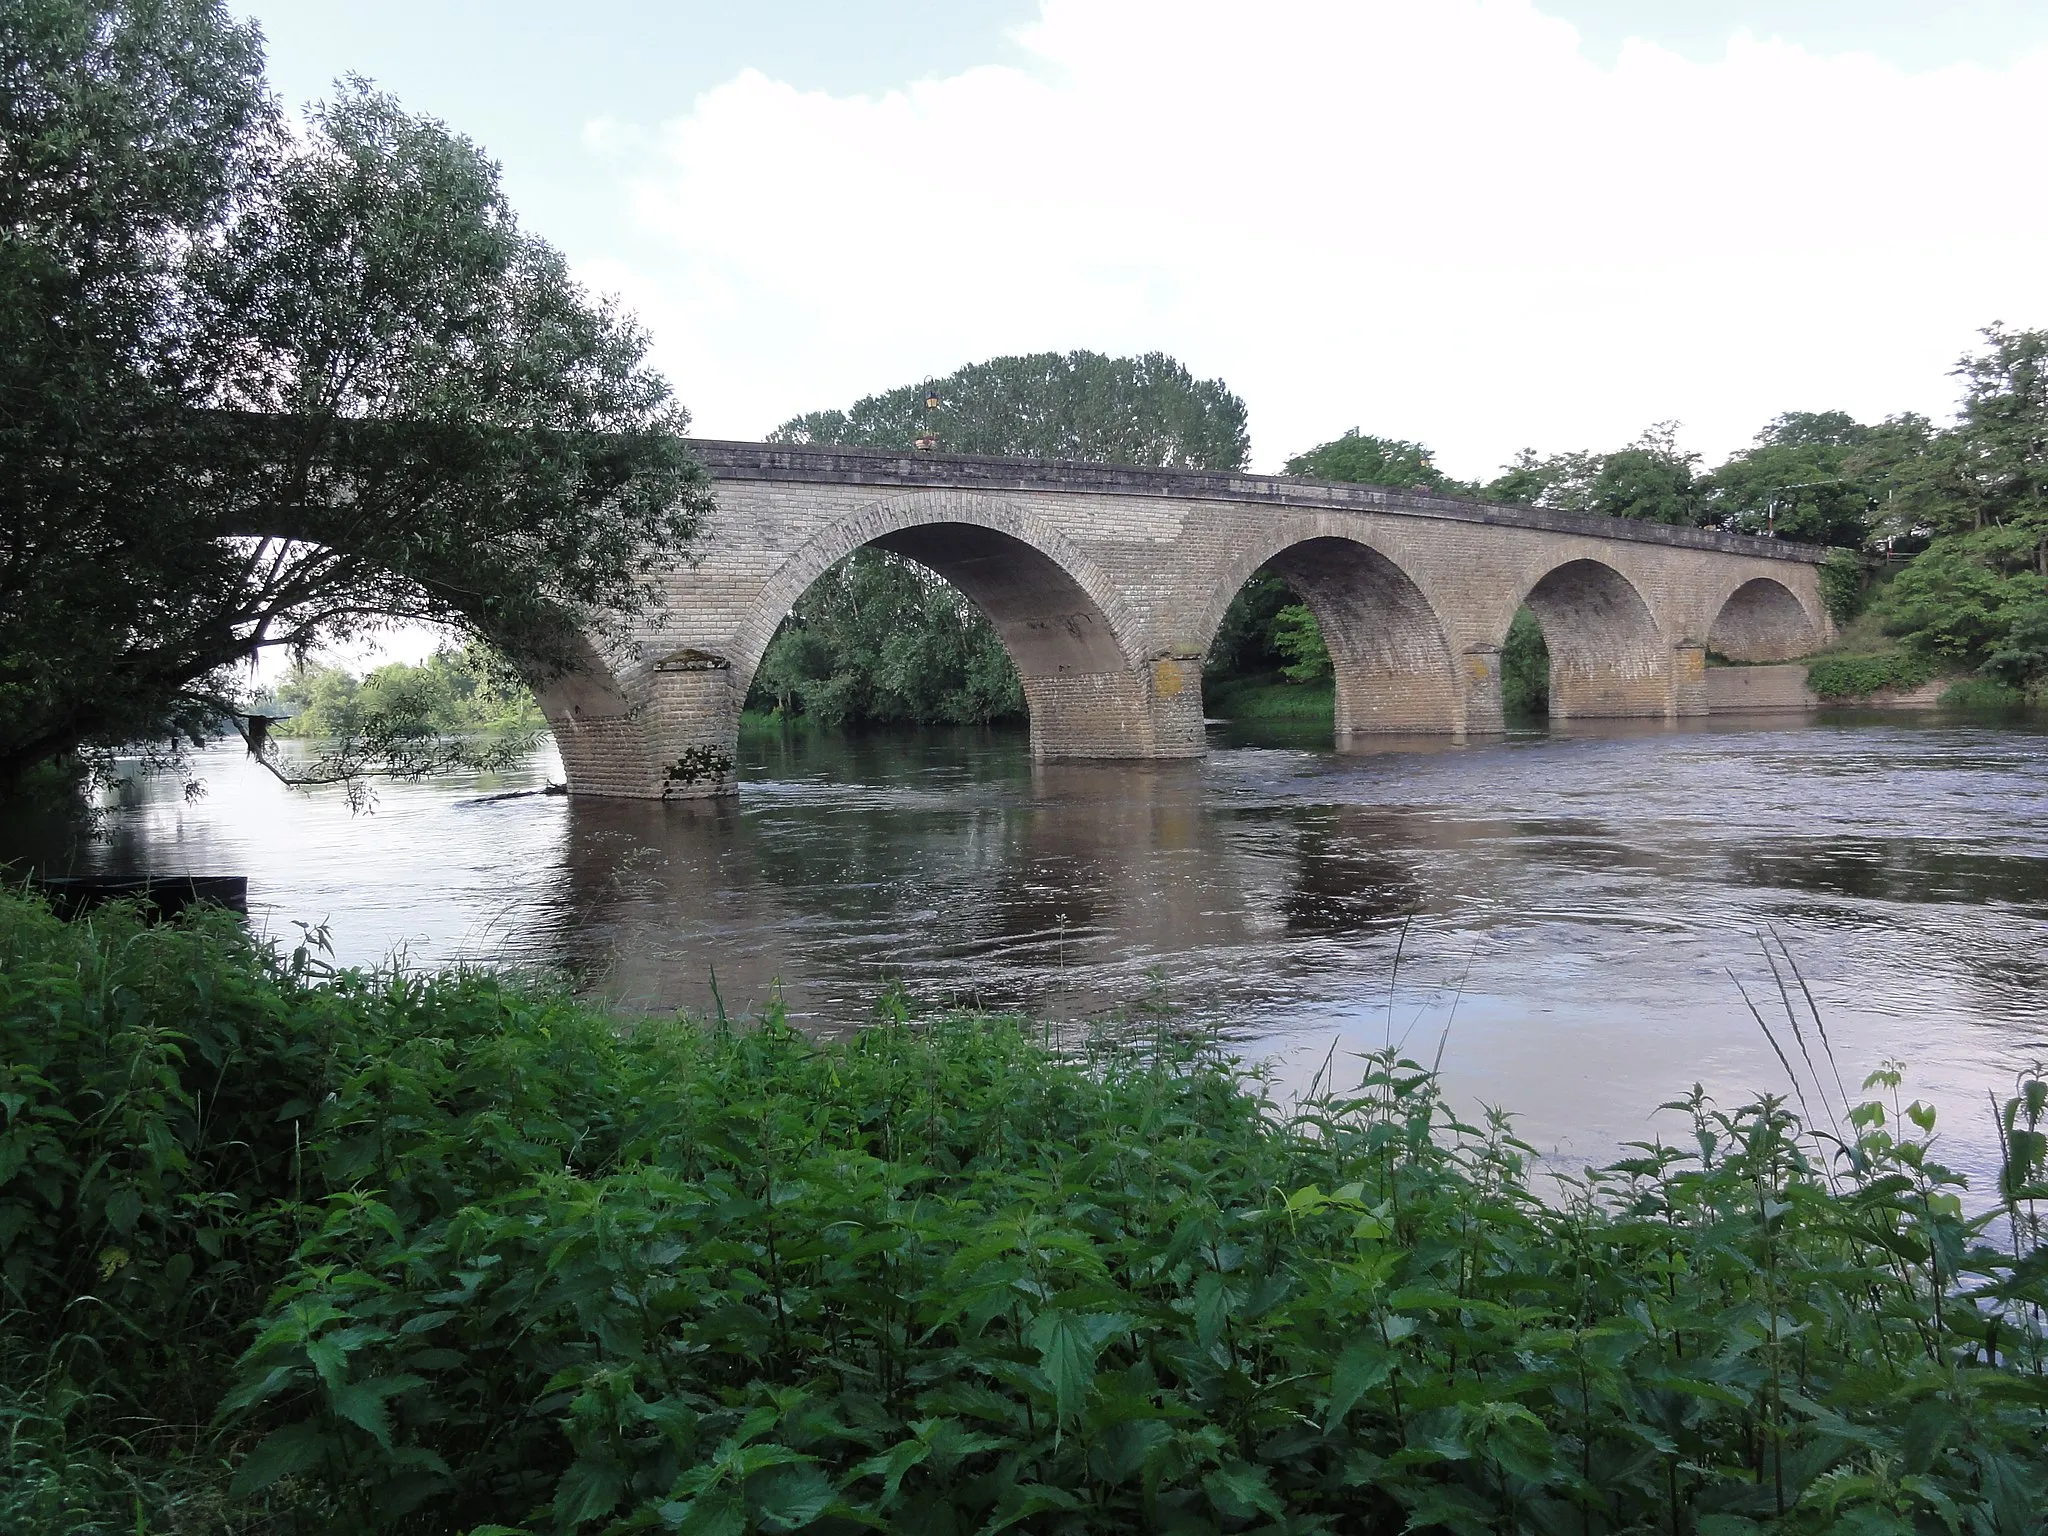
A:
[665,745,737,789]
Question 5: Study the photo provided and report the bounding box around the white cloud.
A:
[584,0,2048,477]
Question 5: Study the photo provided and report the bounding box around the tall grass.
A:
[1202,673,1335,724]
[2,891,2044,1533]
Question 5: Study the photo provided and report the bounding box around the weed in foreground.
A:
[2,890,2045,1533]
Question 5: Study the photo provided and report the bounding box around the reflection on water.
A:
[7,712,2048,1180]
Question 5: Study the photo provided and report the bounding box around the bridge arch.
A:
[1197,524,1464,738]
[1707,575,1823,662]
[734,490,1187,761]
[1514,557,1671,721]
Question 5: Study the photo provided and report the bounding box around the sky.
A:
[236,1,2048,482]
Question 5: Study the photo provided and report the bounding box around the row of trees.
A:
[259,646,542,742]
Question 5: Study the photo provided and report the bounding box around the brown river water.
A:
[9,711,2048,1186]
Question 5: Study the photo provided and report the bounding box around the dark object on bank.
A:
[31,875,249,921]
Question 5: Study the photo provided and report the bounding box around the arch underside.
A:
[1710,577,1819,662]
[869,523,1171,760]
[1524,559,1669,720]
[1265,538,1463,736]
[528,630,664,798]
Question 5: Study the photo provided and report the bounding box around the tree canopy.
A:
[1283,430,1456,491]
[0,0,708,785]
[1484,423,1704,525]
[770,350,1249,470]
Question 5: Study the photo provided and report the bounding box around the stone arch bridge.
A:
[545,442,1831,797]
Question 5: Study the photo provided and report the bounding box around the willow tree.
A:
[0,0,709,787]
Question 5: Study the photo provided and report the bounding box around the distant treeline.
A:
[258,646,541,740]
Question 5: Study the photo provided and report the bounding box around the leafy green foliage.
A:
[1980,597,2048,694]
[1583,423,1705,525]
[5,890,2048,1532]
[266,646,543,740]
[241,645,549,804]
[1875,547,2046,664]
[1201,579,1332,714]
[1272,605,1332,683]
[1929,326,2048,561]
[0,3,706,786]
[1203,570,1297,684]
[1804,652,1937,700]
[771,350,1249,471]
[1284,429,1464,492]
[1485,423,1705,525]
[1810,330,2048,694]
[0,893,335,1531]
[1701,412,1884,547]
[1936,678,2029,709]
[1197,676,1333,726]
[1818,549,1869,626]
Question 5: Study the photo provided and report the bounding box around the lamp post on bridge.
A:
[914,387,941,452]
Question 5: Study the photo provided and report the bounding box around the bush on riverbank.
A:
[1937,678,2033,709]
[4,889,2047,1534]
[1804,651,1938,700]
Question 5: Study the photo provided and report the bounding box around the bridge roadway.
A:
[542,441,1832,798]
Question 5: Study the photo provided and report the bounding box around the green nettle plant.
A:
[3,890,2046,1534]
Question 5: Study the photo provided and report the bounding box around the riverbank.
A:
[5,888,2045,1533]
[1202,671,1333,723]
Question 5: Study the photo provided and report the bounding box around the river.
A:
[10,712,2048,1186]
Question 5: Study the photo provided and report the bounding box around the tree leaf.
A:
[981,1481,1084,1535]
[103,1186,142,1236]
[663,1489,746,1536]
[1193,1272,1237,1353]
[329,1380,393,1449]
[853,1438,929,1506]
